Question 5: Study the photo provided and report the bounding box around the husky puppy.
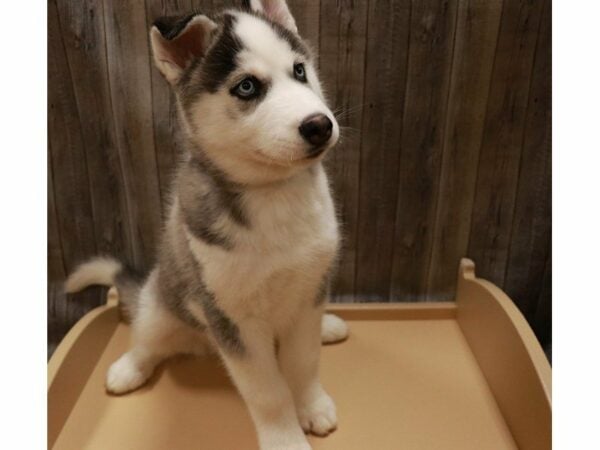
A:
[65,1,348,448]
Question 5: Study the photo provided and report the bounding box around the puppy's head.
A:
[150,0,339,184]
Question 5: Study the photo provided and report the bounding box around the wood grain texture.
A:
[288,0,320,60]
[48,144,65,282]
[48,283,64,359]
[48,0,97,272]
[354,0,412,300]
[503,0,551,322]
[56,0,131,261]
[319,0,368,300]
[467,0,545,287]
[427,0,504,300]
[48,0,103,348]
[48,0,551,354]
[389,0,459,301]
[192,0,230,13]
[103,0,163,271]
[533,249,551,347]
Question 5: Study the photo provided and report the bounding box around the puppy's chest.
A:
[197,172,339,302]
[237,178,338,271]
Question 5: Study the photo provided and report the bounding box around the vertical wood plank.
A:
[288,0,320,61]
[533,248,551,348]
[504,0,551,319]
[389,0,459,301]
[103,0,163,271]
[355,0,411,300]
[427,0,504,299]
[56,0,132,262]
[196,0,229,13]
[47,143,65,282]
[48,0,104,346]
[48,0,97,272]
[48,282,64,359]
[467,0,545,287]
[146,0,194,212]
[319,0,368,300]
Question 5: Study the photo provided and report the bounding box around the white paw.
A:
[297,390,337,437]
[105,353,152,394]
[321,313,349,344]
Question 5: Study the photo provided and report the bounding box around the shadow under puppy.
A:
[66,1,348,449]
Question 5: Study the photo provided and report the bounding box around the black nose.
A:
[299,113,333,148]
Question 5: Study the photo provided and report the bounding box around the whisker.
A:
[332,103,366,120]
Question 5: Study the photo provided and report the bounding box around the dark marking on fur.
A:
[115,263,145,285]
[267,20,309,57]
[114,264,145,323]
[201,291,246,355]
[185,217,233,249]
[179,14,244,110]
[202,14,243,92]
[157,221,244,354]
[159,271,207,330]
[178,155,248,249]
[157,236,208,331]
[153,14,197,40]
[191,156,249,227]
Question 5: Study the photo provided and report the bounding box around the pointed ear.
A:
[246,0,298,34]
[150,14,218,85]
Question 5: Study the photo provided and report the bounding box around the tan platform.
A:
[48,259,551,449]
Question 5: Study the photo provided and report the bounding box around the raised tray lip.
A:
[48,288,119,387]
[458,258,551,399]
[455,259,551,450]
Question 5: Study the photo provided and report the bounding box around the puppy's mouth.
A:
[250,137,336,167]
[304,145,328,160]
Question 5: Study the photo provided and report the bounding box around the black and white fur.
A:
[65,1,347,449]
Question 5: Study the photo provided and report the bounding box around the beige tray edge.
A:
[456,258,551,450]
[326,301,457,320]
[48,288,119,386]
[48,288,120,449]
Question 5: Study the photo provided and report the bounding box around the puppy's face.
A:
[150,1,339,182]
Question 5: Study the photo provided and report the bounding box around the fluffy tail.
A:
[64,256,143,322]
[64,257,123,293]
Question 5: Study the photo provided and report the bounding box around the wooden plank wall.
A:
[48,0,551,353]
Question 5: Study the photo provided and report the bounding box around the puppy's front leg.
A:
[279,305,337,436]
[216,319,310,450]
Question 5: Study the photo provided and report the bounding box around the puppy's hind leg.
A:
[106,270,207,394]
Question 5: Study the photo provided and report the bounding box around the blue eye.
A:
[235,77,258,98]
[237,79,255,96]
[294,63,307,82]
